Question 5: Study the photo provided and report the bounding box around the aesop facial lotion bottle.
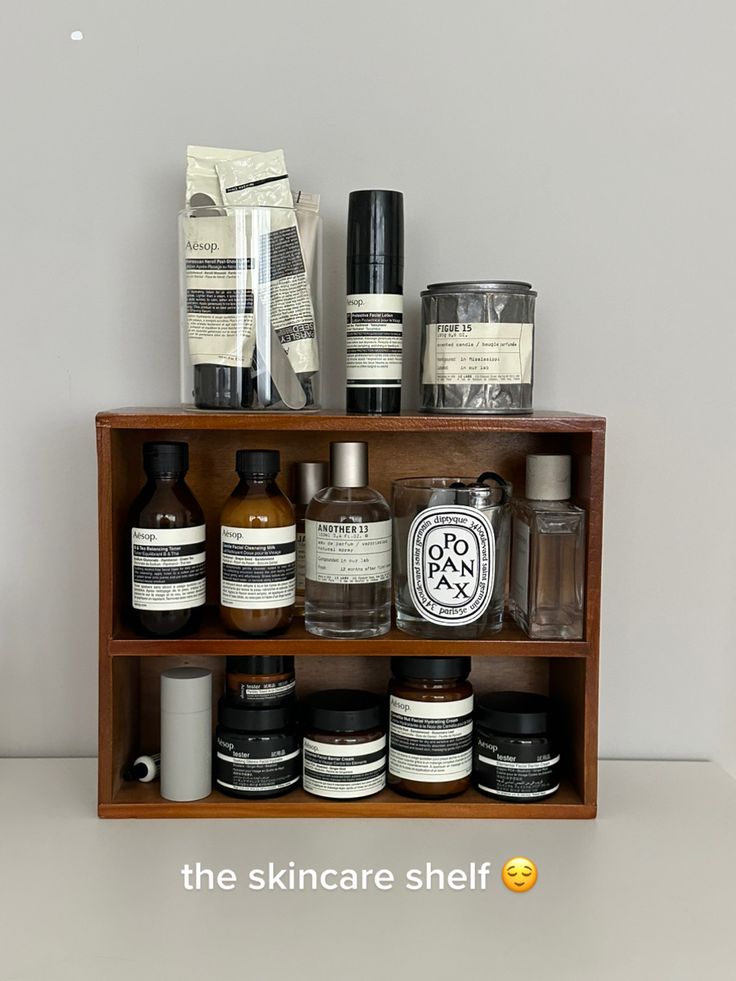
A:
[304,441,392,637]
[220,449,296,636]
[128,441,206,637]
[346,190,404,415]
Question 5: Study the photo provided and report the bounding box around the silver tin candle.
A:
[420,281,536,414]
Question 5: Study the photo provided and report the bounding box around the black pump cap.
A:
[347,190,404,265]
[236,449,280,476]
[474,692,552,735]
[226,656,294,675]
[303,689,384,732]
[391,656,471,681]
[217,696,295,732]
[143,441,188,476]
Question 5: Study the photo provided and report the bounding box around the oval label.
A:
[408,505,495,625]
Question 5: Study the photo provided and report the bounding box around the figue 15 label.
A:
[408,505,495,626]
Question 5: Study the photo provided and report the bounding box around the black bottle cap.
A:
[474,692,551,735]
[347,190,404,265]
[391,656,471,682]
[143,441,188,477]
[236,449,280,476]
[122,761,147,781]
[226,656,294,676]
[303,689,384,732]
[218,696,295,732]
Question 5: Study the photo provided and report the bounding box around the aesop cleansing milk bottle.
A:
[128,442,206,637]
[220,450,296,635]
[346,190,404,415]
[304,442,392,637]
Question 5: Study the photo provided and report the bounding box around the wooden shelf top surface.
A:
[103,775,589,819]
[109,612,590,658]
[96,407,606,433]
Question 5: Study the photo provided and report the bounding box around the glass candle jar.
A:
[420,280,536,414]
[214,698,300,799]
[302,690,386,799]
[388,657,473,799]
[392,474,510,638]
[225,656,296,706]
[473,692,560,802]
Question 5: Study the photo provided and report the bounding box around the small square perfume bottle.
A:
[509,455,585,640]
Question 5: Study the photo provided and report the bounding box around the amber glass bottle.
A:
[220,449,296,636]
[388,656,473,799]
[128,441,206,637]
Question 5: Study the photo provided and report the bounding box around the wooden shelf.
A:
[97,407,605,820]
[102,775,589,820]
[109,610,590,658]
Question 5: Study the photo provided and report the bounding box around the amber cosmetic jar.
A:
[388,656,473,799]
[302,690,386,799]
[225,656,296,706]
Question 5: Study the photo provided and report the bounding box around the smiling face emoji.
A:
[502,857,538,893]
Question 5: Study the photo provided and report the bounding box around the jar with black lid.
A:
[215,697,300,799]
[388,657,473,799]
[473,692,559,801]
[302,689,386,799]
[225,656,296,706]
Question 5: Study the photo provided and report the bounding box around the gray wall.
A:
[1,1,734,770]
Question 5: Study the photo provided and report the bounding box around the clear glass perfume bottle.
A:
[304,441,392,638]
[509,455,585,640]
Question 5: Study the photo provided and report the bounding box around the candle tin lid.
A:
[475,692,551,735]
[422,281,536,296]
[303,689,383,732]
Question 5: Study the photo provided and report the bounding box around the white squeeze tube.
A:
[215,151,320,395]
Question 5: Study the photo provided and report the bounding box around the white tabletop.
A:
[1,759,734,980]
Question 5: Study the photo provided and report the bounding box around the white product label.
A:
[422,322,533,385]
[303,736,387,798]
[295,530,306,593]
[511,517,530,614]
[220,525,296,609]
[389,696,473,782]
[183,213,318,374]
[305,519,392,585]
[346,294,403,387]
[131,526,206,611]
[408,506,494,626]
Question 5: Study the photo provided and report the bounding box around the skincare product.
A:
[388,657,473,799]
[509,455,585,639]
[160,667,212,802]
[304,442,392,638]
[225,655,296,706]
[420,281,536,414]
[220,450,296,636]
[122,753,160,783]
[302,690,386,800]
[473,692,560,801]
[128,442,206,637]
[346,190,404,415]
[391,473,510,639]
[292,461,329,613]
[215,698,300,799]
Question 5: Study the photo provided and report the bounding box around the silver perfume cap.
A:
[330,441,368,488]
[293,461,329,505]
[526,455,571,501]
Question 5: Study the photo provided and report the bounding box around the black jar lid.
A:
[303,689,383,732]
[226,656,294,675]
[218,696,295,732]
[475,692,551,735]
[391,656,471,682]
